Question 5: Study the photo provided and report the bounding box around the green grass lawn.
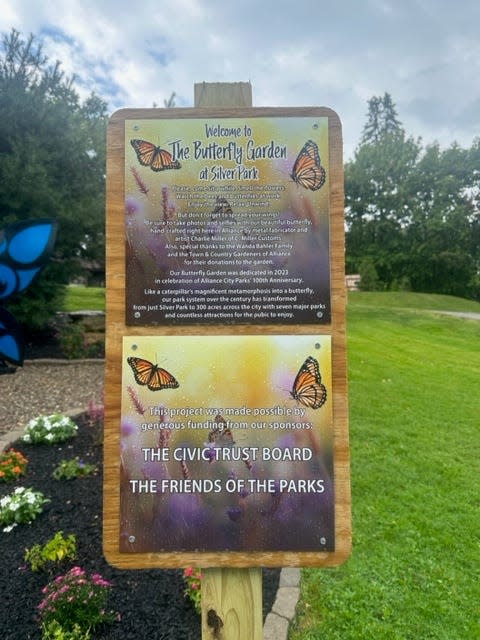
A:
[63,285,105,311]
[61,287,479,636]
[289,292,480,639]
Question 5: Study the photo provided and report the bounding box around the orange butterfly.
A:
[127,356,179,391]
[290,140,326,191]
[208,414,235,446]
[130,139,181,172]
[290,356,327,409]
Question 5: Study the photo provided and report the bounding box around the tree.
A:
[405,142,479,297]
[361,92,402,144]
[346,93,480,300]
[0,29,108,330]
[345,95,421,288]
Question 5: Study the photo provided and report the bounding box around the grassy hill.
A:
[63,285,105,312]
[64,287,479,636]
[290,292,480,639]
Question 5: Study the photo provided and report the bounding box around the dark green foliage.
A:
[357,257,382,291]
[360,92,402,144]
[346,93,480,300]
[5,266,65,331]
[0,29,107,331]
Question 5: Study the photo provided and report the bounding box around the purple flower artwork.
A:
[119,334,335,553]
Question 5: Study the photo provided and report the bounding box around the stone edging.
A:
[264,567,301,639]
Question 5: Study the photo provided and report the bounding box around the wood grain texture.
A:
[201,567,262,639]
[103,104,351,569]
[195,81,252,107]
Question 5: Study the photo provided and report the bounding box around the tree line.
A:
[1,30,479,335]
[346,93,480,299]
[0,29,108,330]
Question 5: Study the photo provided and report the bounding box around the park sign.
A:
[104,105,351,569]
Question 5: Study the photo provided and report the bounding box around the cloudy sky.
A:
[1,0,479,159]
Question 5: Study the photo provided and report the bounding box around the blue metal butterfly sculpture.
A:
[0,219,57,367]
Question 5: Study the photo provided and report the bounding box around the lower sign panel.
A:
[120,334,334,553]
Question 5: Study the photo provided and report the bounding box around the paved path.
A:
[434,311,480,320]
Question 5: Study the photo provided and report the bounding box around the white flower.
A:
[3,524,17,533]
[45,433,54,441]
[22,434,31,442]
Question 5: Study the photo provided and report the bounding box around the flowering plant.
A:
[25,531,77,572]
[22,414,78,445]
[86,398,104,427]
[86,399,104,445]
[0,486,49,532]
[38,566,117,634]
[0,448,28,482]
[53,457,97,480]
[41,619,92,639]
[183,566,202,613]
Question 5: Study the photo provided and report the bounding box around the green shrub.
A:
[25,531,77,572]
[57,320,86,359]
[53,458,97,481]
[0,449,28,482]
[22,414,77,445]
[38,567,117,635]
[0,487,49,532]
[41,620,91,640]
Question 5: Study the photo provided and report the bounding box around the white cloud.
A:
[1,0,479,158]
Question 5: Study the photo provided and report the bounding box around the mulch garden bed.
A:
[0,414,279,639]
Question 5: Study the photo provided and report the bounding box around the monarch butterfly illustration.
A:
[127,356,179,391]
[210,197,235,223]
[208,414,235,446]
[290,140,326,191]
[130,139,181,172]
[290,356,327,409]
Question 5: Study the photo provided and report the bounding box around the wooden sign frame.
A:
[104,106,350,568]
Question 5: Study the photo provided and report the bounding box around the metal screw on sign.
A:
[128,535,136,543]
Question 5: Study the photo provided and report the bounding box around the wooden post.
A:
[201,567,262,639]
[104,79,350,639]
[195,81,252,108]
[194,81,263,640]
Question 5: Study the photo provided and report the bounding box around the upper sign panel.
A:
[124,115,331,325]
